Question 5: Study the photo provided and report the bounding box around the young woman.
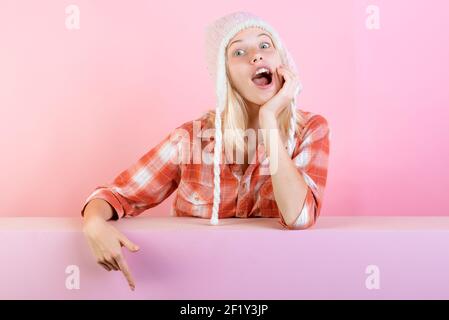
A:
[81,11,330,290]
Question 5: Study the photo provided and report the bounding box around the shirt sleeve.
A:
[275,114,330,230]
[80,126,185,220]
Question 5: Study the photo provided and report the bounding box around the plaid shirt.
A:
[81,109,330,230]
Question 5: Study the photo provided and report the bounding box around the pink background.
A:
[1,0,448,218]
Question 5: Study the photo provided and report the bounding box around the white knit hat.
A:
[204,11,302,225]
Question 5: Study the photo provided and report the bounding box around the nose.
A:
[251,54,263,64]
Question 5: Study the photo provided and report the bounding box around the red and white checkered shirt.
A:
[81,109,330,230]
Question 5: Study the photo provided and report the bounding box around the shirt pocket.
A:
[177,180,214,206]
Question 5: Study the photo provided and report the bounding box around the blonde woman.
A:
[81,11,330,290]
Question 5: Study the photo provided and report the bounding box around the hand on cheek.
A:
[277,64,302,100]
[275,66,285,90]
[259,64,302,119]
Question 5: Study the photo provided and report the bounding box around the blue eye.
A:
[233,42,271,56]
[234,49,244,56]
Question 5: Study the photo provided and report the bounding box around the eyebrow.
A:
[228,33,271,49]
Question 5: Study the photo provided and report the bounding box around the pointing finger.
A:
[115,255,136,291]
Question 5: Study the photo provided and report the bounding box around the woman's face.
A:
[226,27,283,107]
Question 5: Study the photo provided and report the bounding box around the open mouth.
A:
[251,70,273,88]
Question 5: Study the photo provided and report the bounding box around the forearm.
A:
[83,199,115,223]
[259,111,309,226]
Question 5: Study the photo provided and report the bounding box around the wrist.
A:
[83,212,107,229]
[259,109,278,130]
